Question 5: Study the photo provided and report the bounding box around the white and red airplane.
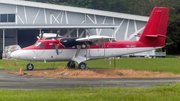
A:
[11,7,169,70]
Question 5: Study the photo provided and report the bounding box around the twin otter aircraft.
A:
[11,7,169,70]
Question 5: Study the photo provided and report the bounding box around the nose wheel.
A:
[27,63,34,70]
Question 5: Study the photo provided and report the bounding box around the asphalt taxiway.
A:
[0,70,180,89]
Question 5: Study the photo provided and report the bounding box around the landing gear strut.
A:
[27,63,34,70]
[67,61,75,69]
[78,62,87,69]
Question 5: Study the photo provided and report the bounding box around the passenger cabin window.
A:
[39,43,45,48]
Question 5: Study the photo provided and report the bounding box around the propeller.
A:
[55,30,60,55]
[40,31,44,40]
[56,30,60,40]
[55,44,59,55]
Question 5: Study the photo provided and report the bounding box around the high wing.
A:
[60,35,116,48]
[76,35,116,43]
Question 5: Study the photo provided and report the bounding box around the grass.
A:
[0,59,67,70]
[2,58,180,74]
[88,58,180,74]
[0,83,180,101]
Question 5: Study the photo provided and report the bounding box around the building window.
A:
[8,14,15,22]
[0,14,15,23]
[1,14,7,22]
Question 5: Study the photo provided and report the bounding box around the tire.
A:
[67,61,75,68]
[78,62,86,69]
[27,63,34,70]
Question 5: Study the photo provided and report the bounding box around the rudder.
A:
[139,7,169,47]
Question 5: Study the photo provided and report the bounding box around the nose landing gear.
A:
[27,63,34,70]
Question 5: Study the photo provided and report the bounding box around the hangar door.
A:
[18,30,39,48]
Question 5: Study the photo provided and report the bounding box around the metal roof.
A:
[0,24,118,29]
[0,0,149,22]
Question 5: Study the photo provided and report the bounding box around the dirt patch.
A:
[8,67,180,79]
[0,67,4,70]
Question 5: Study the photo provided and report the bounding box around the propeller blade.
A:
[56,34,58,40]
[55,44,59,55]
[40,31,44,40]
[56,30,60,40]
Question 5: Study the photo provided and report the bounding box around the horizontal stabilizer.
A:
[145,34,167,38]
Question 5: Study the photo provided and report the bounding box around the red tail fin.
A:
[139,7,169,47]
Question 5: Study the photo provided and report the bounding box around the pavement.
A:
[0,70,180,90]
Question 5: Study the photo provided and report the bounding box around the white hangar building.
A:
[0,0,151,58]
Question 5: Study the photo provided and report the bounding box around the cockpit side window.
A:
[34,42,41,46]
[39,43,45,48]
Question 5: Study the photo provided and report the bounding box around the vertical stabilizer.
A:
[139,7,169,47]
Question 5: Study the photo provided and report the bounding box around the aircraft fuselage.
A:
[11,38,160,63]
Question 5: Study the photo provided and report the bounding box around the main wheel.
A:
[27,63,34,70]
[78,62,86,69]
[67,61,75,69]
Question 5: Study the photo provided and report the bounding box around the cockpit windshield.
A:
[34,42,41,46]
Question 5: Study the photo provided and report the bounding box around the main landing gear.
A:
[78,62,86,69]
[67,61,87,69]
[67,61,75,69]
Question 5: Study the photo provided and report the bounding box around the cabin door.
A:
[89,43,105,57]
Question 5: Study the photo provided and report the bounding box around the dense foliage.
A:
[26,0,180,54]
